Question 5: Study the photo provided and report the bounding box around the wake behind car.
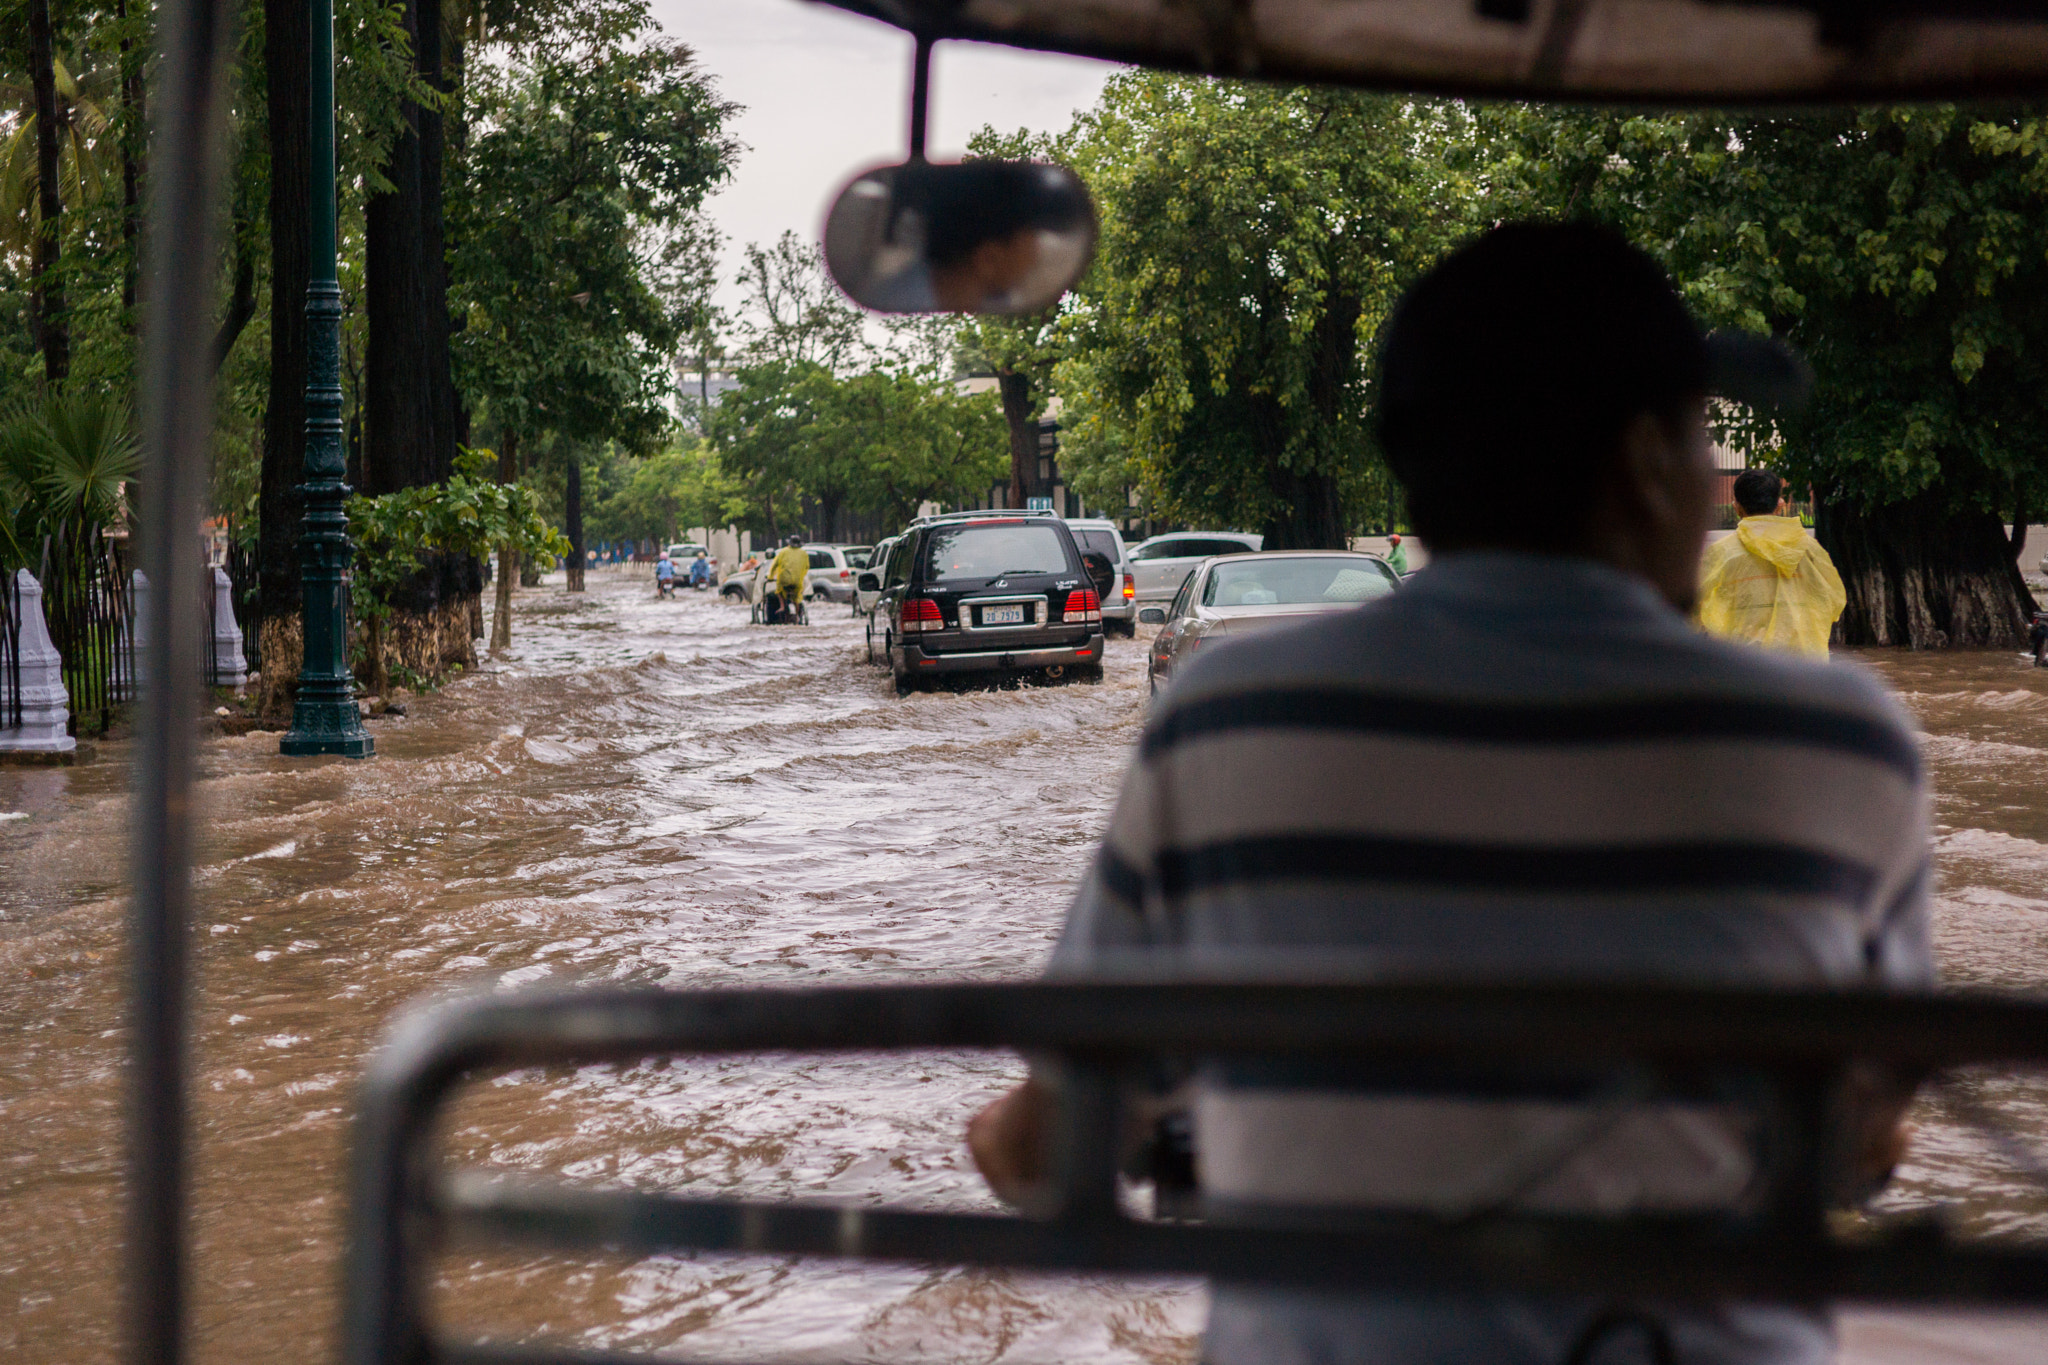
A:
[1144,550,1400,693]
[862,510,1106,694]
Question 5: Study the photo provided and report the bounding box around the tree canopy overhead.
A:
[1057,74,1472,548]
[1481,101,2048,645]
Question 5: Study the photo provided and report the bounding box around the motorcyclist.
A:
[688,549,712,590]
[654,552,675,598]
[764,534,811,624]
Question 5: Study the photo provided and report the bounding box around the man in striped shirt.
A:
[967,224,1932,1364]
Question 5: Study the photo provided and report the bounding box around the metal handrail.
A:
[346,980,2048,1365]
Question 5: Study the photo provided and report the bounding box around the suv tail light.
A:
[1061,588,1102,624]
[1122,572,1135,601]
[900,598,944,632]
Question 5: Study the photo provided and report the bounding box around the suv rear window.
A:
[807,550,835,570]
[1072,530,1122,562]
[922,523,1071,581]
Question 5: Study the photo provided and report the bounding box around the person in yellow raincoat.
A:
[764,534,811,623]
[1697,469,1846,657]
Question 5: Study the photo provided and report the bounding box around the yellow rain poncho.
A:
[768,544,811,599]
[1696,515,1846,658]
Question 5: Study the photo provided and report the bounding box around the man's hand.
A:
[966,1077,1053,1208]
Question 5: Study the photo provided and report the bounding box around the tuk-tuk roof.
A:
[814,0,2048,102]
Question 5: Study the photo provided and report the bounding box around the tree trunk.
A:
[363,0,471,666]
[26,0,68,385]
[260,0,313,630]
[116,0,144,328]
[1816,489,2036,648]
[491,431,516,649]
[1256,279,1360,551]
[565,451,585,592]
[1261,466,1347,550]
[212,232,257,374]
[999,371,1035,509]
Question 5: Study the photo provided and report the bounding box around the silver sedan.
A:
[1142,550,1401,693]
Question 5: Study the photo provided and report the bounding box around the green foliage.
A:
[1480,101,2048,519]
[1053,75,1476,543]
[595,440,745,543]
[0,388,136,569]
[708,359,1007,531]
[450,29,739,455]
[347,450,569,621]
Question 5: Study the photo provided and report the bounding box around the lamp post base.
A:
[280,699,374,757]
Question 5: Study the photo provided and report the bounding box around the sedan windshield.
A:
[922,523,1071,581]
[1201,557,1396,607]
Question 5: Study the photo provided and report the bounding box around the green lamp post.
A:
[280,0,373,759]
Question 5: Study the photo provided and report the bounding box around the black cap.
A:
[1376,222,1808,547]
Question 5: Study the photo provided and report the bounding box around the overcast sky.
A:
[642,0,1119,315]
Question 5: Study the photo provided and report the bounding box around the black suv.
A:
[859,510,1106,694]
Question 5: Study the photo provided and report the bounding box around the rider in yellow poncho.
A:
[766,536,811,618]
[1697,469,1846,658]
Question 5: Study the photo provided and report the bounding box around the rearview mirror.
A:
[1138,608,1167,625]
[857,572,880,592]
[824,159,1096,315]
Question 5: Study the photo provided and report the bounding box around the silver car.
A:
[1142,550,1400,694]
[1127,531,1263,609]
[1065,519,1139,635]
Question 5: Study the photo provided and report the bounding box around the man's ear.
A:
[1617,412,1686,530]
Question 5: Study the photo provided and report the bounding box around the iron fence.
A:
[39,526,136,736]
[0,567,22,732]
[225,539,259,673]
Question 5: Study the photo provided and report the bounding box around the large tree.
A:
[450,26,737,589]
[1487,103,2048,647]
[1060,75,1471,547]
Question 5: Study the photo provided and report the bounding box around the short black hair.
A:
[1732,468,1784,517]
[1376,222,1710,550]
[912,162,1088,269]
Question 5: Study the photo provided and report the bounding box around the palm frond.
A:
[34,391,138,527]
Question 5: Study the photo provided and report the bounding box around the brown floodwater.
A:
[2,568,2046,1363]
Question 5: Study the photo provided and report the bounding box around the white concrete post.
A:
[0,569,77,753]
[209,565,247,688]
[126,568,151,697]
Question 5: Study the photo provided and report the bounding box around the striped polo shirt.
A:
[1049,551,1933,1365]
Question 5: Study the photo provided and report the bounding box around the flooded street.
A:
[4,567,2048,1362]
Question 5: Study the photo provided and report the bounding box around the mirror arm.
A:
[908,32,933,160]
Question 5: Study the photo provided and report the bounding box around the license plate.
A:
[981,603,1027,626]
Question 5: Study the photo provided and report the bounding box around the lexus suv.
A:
[860,510,1106,693]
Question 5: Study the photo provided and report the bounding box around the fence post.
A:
[0,569,78,755]
[208,566,247,690]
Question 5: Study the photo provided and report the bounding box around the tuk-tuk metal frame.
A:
[346,980,2048,1365]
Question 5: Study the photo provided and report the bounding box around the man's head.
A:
[1376,222,1719,610]
[787,534,803,548]
[1732,468,1786,517]
[1388,534,1402,547]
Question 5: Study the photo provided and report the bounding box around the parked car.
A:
[858,509,1106,693]
[1143,550,1399,694]
[715,545,858,604]
[1065,518,1138,636]
[854,535,899,619]
[805,544,862,603]
[1127,531,1263,608]
[664,542,718,577]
